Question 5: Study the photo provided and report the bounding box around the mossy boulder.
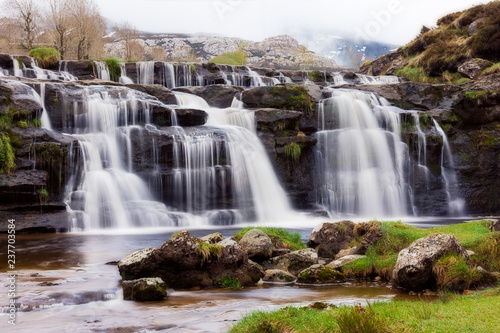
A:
[308,221,356,258]
[297,264,346,284]
[241,85,314,113]
[122,277,167,302]
[267,248,318,276]
[238,229,273,261]
[263,269,297,283]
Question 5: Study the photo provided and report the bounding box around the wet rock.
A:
[263,269,296,283]
[173,108,208,126]
[172,85,243,108]
[59,60,95,80]
[326,255,366,270]
[0,79,43,119]
[458,58,493,79]
[247,259,266,282]
[267,248,318,276]
[118,247,157,280]
[254,108,302,134]
[119,231,263,288]
[392,234,469,291]
[127,84,178,105]
[0,205,70,233]
[201,232,224,244]
[384,56,409,75]
[307,221,356,258]
[297,264,346,284]
[238,229,273,261]
[122,277,167,301]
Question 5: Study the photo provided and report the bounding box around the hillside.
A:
[358,1,500,83]
[104,33,339,70]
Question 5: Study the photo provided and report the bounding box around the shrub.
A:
[0,135,16,174]
[16,121,28,129]
[104,57,122,82]
[432,254,482,291]
[28,47,61,69]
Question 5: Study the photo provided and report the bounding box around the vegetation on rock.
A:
[0,134,15,173]
[210,42,247,66]
[104,57,122,82]
[233,227,305,251]
[214,276,241,288]
[28,47,61,69]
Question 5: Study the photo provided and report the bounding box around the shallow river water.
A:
[0,218,474,332]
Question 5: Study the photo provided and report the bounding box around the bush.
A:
[37,188,49,205]
[28,47,61,69]
[104,57,122,82]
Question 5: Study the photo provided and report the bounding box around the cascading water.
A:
[119,63,134,84]
[137,61,155,84]
[356,74,400,85]
[315,90,407,218]
[94,61,110,81]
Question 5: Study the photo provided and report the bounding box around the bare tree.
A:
[47,0,70,59]
[114,21,140,61]
[4,0,40,49]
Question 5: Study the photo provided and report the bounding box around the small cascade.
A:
[93,61,110,81]
[246,67,265,87]
[176,64,194,87]
[37,83,52,130]
[356,74,400,85]
[330,72,347,85]
[136,61,155,84]
[433,119,466,216]
[315,90,409,218]
[119,63,134,84]
[159,63,175,88]
[276,72,293,84]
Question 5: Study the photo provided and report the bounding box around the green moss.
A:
[28,47,61,69]
[214,276,241,288]
[16,57,24,68]
[0,135,16,174]
[317,267,345,282]
[104,57,122,82]
[37,188,49,204]
[16,121,28,129]
[465,90,488,99]
[308,70,324,82]
[284,142,301,162]
[233,227,305,251]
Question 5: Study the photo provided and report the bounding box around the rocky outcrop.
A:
[267,248,318,276]
[173,85,243,108]
[122,277,167,301]
[357,51,404,76]
[118,247,157,280]
[238,229,273,261]
[242,85,315,113]
[307,221,356,258]
[173,108,208,126]
[458,59,493,79]
[118,231,263,289]
[490,220,500,232]
[392,234,469,291]
[297,264,346,284]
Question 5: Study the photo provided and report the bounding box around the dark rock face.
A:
[353,221,383,254]
[127,84,178,105]
[173,85,243,108]
[118,231,263,288]
[0,205,70,233]
[357,51,403,76]
[266,248,318,276]
[173,108,208,126]
[307,221,356,258]
[392,234,469,291]
[242,85,315,113]
[0,79,44,119]
[238,229,273,261]
[122,277,167,301]
[59,61,95,80]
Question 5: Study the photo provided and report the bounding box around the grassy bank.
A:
[230,285,500,332]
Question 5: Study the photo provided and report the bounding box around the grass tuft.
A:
[28,47,61,69]
[233,227,305,251]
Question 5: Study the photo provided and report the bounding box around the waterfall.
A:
[331,73,347,85]
[137,61,155,84]
[315,90,408,218]
[94,61,110,81]
[356,74,400,85]
[119,63,134,84]
[433,119,466,216]
[159,63,176,88]
[37,83,53,130]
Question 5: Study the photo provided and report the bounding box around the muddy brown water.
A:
[0,218,475,332]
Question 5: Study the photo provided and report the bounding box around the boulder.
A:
[357,51,403,76]
[326,255,366,270]
[127,84,178,105]
[263,269,296,283]
[468,18,486,36]
[392,234,469,291]
[241,85,314,112]
[384,56,409,75]
[118,231,263,288]
[354,221,383,254]
[254,108,302,134]
[297,264,346,284]
[0,79,43,119]
[247,259,266,282]
[335,247,360,260]
[238,229,273,261]
[267,248,318,276]
[307,221,356,258]
[173,108,208,126]
[122,277,167,301]
[490,220,500,232]
[201,232,224,244]
[118,247,156,280]
[458,59,493,79]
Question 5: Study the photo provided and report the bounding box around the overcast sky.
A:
[98,0,490,45]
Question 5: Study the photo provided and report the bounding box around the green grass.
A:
[198,242,223,265]
[214,276,241,289]
[230,285,500,332]
[233,227,305,251]
[210,50,247,66]
[394,67,440,84]
[284,142,301,162]
[481,62,500,76]
[0,134,15,174]
[104,57,122,82]
[343,220,497,280]
[28,47,61,69]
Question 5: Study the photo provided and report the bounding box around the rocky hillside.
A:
[358,1,500,82]
[105,33,339,69]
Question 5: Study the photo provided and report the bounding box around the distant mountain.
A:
[104,33,339,69]
[292,33,399,69]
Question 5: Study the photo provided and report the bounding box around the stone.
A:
[458,58,493,79]
[335,247,360,259]
[241,85,314,113]
[172,85,243,108]
[118,247,157,280]
[172,108,208,126]
[357,51,403,76]
[122,277,167,302]
[354,221,383,254]
[392,234,469,291]
[297,264,346,284]
[326,255,366,270]
[254,108,302,134]
[117,231,263,289]
[247,259,266,282]
[307,221,356,258]
[201,232,224,244]
[267,248,318,276]
[384,56,409,75]
[263,269,297,283]
[490,220,500,232]
[238,229,273,261]
[468,18,486,36]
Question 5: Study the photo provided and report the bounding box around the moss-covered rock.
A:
[297,264,346,284]
[122,277,167,302]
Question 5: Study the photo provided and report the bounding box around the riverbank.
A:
[230,285,500,332]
